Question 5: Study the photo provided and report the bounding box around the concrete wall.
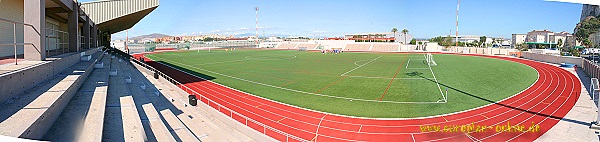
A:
[0,0,24,57]
[450,47,518,55]
[521,51,583,67]
[0,49,97,103]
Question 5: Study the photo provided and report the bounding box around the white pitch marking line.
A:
[424,54,445,101]
[340,56,382,76]
[344,75,434,80]
[149,55,444,104]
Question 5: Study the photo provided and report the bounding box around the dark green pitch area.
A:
[147,49,537,118]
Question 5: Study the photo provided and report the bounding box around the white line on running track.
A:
[506,71,574,141]
[358,125,363,132]
[315,114,327,142]
[340,56,382,76]
[484,69,572,141]
[427,63,558,141]
[148,53,567,140]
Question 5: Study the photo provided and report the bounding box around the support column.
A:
[23,0,46,61]
[91,25,97,48]
[83,17,90,50]
[68,2,79,52]
[104,32,111,48]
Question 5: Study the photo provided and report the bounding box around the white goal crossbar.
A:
[426,53,437,66]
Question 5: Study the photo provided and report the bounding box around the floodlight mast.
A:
[255,7,259,48]
[456,0,460,47]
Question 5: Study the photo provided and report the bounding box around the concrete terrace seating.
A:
[297,43,318,50]
[345,44,372,51]
[372,44,399,52]
[43,51,109,141]
[141,103,175,142]
[0,51,101,139]
[275,43,298,49]
[104,54,193,142]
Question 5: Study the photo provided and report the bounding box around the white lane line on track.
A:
[150,54,551,130]
[426,62,563,141]
[479,67,568,141]
[314,114,328,142]
[503,70,575,141]
[146,53,570,142]
[358,125,363,132]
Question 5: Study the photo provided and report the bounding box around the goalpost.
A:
[425,53,437,66]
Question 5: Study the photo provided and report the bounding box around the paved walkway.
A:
[536,66,600,142]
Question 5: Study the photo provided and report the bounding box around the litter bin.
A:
[154,72,159,79]
[188,95,197,106]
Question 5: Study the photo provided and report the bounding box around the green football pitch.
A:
[146,49,537,118]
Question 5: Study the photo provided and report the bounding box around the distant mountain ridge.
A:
[130,33,171,41]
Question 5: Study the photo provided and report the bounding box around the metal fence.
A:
[583,58,600,79]
[0,18,35,65]
[45,28,69,57]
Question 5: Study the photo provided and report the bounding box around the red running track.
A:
[133,53,580,142]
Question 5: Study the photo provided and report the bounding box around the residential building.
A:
[512,34,527,48]
[344,32,414,43]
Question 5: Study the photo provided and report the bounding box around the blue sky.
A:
[80,0,583,39]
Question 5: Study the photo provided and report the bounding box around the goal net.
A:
[425,53,437,66]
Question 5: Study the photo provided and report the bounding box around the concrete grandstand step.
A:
[110,55,185,142]
[135,72,254,142]
[120,96,147,141]
[42,52,110,141]
[141,103,176,142]
[104,56,147,142]
[128,58,255,142]
[0,51,101,139]
[159,109,198,142]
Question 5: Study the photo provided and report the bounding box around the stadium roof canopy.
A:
[545,0,600,5]
[81,0,159,34]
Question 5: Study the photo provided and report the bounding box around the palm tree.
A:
[401,29,409,44]
[391,28,398,43]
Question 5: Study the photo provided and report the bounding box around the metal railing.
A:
[0,18,38,65]
[45,28,69,57]
[127,53,306,142]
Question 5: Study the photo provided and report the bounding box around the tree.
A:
[557,38,563,47]
[391,28,398,43]
[401,29,409,44]
[409,38,416,45]
[516,43,529,51]
[479,36,487,47]
[575,16,600,48]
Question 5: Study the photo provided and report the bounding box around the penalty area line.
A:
[340,56,382,76]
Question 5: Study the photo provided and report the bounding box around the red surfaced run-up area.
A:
[132,52,580,142]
